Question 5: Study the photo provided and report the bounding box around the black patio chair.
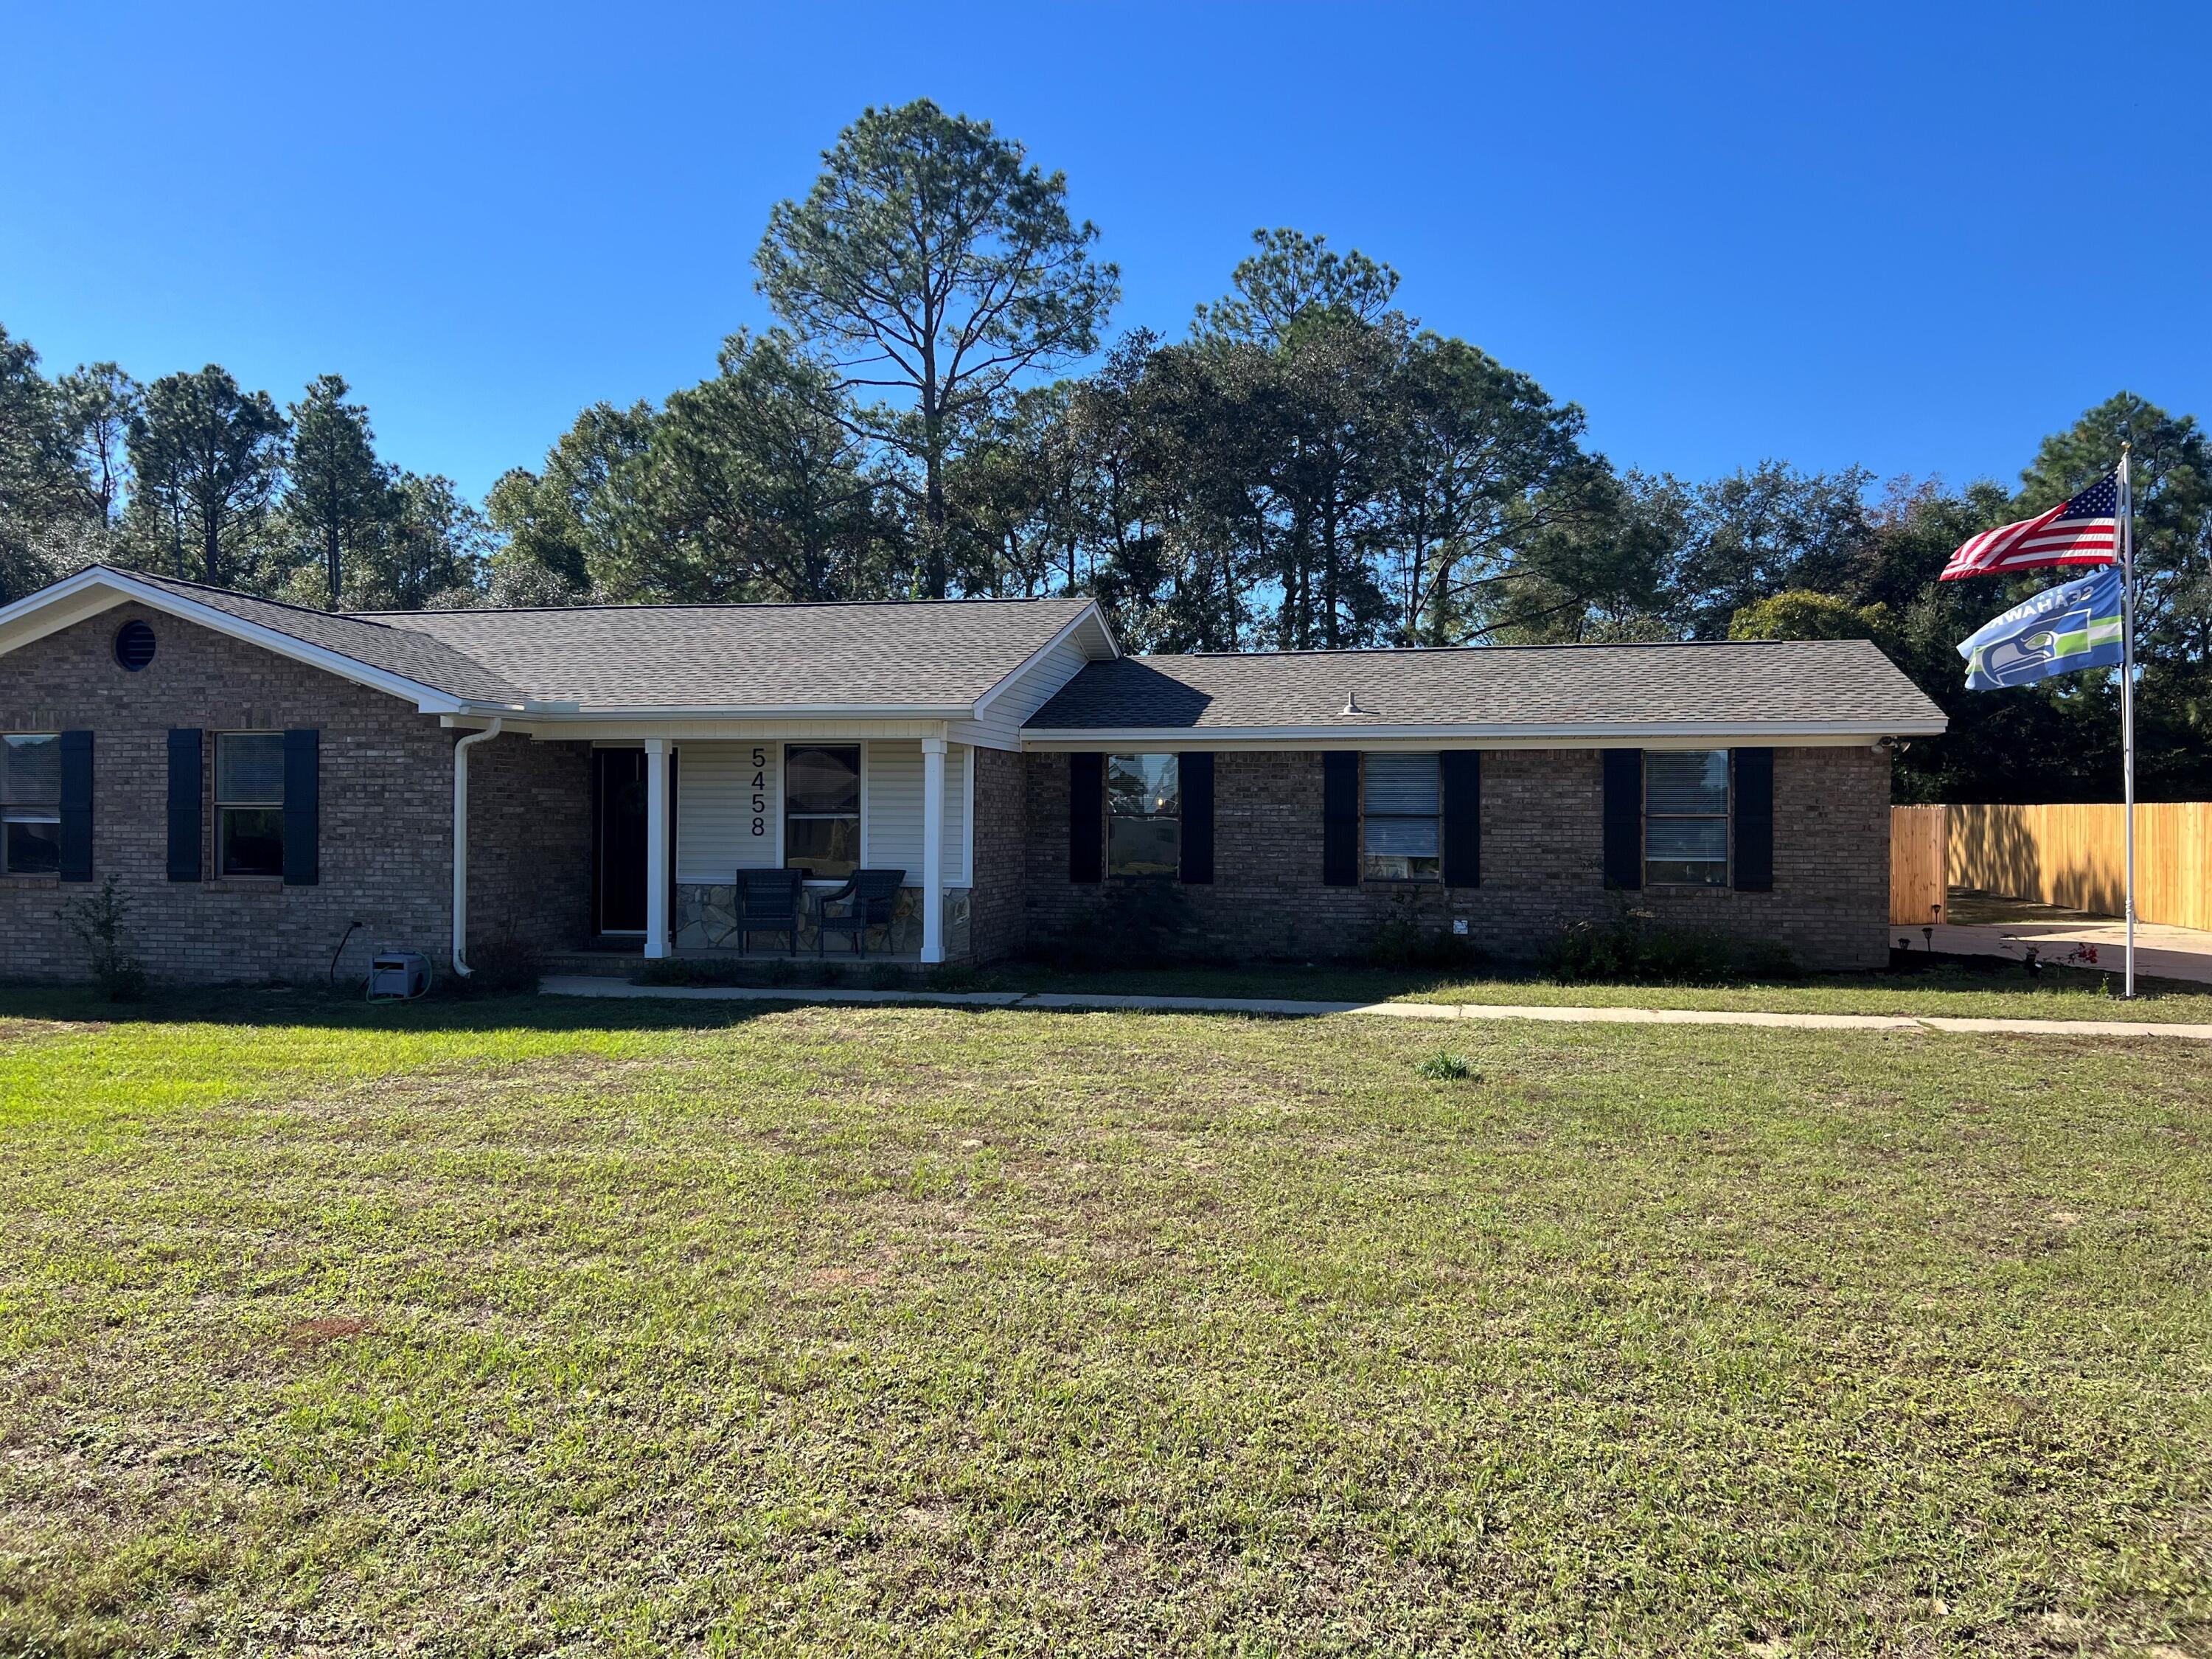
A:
[734,867,805,956]
[816,868,906,959]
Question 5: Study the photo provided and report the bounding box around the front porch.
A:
[488,728,983,968]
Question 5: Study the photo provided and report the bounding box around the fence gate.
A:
[1889,805,1947,927]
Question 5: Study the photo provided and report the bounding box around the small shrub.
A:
[760,957,799,987]
[864,962,907,990]
[1540,901,1799,985]
[1028,881,1197,972]
[636,956,745,987]
[927,961,980,992]
[461,936,541,996]
[58,876,147,1002]
[1416,1051,1479,1082]
[809,961,846,987]
[1365,894,1483,972]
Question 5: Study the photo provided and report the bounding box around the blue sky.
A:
[5,1,2204,506]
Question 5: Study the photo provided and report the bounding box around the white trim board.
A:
[1020,722,1936,750]
[0,567,474,714]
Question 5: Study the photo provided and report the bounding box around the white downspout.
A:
[451,718,503,977]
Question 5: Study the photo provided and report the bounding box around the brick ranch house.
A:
[0,565,1945,984]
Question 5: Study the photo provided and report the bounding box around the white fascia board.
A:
[0,567,477,714]
[1020,718,1947,750]
[445,714,955,742]
[970,604,1120,720]
[499,702,975,721]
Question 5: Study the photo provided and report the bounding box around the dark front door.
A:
[594,748,649,934]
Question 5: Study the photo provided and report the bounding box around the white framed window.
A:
[1,733,61,875]
[1646,749,1729,887]
[785,744,860,879]
[1362,753,1441,881]
[215,731,286,878]
[1106,753,1180,877]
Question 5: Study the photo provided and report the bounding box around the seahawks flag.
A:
[1958,566,2125,690]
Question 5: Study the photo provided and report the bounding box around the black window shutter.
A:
[58,730,93,882]
[1440,750,1480,888]
[1179,751,1214,884]
[282,728,319,886]
[1068,752,1103,883]
[1322,751,1360,887]
[1601,748,1643,891]
[1733,747,1774,892]
[167,728,203,882]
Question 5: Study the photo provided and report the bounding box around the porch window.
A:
[1645,749,1729,887]
[215,731,286,877]
[785,745,860,878]
[1106,753,1179,877]
[1,734,61,875]
[1361,753,1441,881]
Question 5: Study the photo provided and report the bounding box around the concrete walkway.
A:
[1921,916,2212,987]
[540,975,2212,1042]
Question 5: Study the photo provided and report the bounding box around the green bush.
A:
[1029,881,1200,971]
[1540,902,1799,985]
[58,876,147,1003]
[634,957,746,987]
[1364,893,1483,972]
[864,962,908,990]
[459,936,541,996]
[1416,1051,1479,1082]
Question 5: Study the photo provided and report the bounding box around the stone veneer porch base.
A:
[672,882,973,958]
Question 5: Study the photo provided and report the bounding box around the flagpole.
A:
[2121,442,2137,998]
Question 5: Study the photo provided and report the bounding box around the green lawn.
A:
[3,989,2209,1655]
[652,955,2212,1023]
[1005,960,2212,1020]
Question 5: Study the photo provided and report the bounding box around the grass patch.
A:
[1,990,2208,1652]
[1415,1048,1480,1081]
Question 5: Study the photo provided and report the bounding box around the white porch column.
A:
[920,736,946,964]
[644,738,671,959]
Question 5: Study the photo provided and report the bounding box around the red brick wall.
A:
[1021,745,1891,971]
[0,602,591,985]
[967,745,1027,962]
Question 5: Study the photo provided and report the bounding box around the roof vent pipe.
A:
[1342,692,1362,715]
[450,718,503,978]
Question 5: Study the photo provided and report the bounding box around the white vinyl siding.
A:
[945,745,970,886]
[673,742,780,882]
[954,622,1106,749]
[861,740,971,886]
[675,739,973,888]
[863,742,922,874]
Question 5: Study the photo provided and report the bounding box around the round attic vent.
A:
[114,619,157,672]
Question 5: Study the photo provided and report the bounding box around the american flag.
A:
[1941,470,2120,580]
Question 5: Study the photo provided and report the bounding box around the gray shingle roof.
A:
[1025,639,1946,734]
[111,568,1096,711]
[119,571,527,702]
[372,597,1096,709]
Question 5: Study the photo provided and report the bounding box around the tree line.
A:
[3,100,2208,801]
[0,344,485,613]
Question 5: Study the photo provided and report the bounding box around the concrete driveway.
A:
[1913,893,2212,986]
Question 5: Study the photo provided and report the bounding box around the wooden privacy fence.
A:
[1889,805,1947,926]
[1947,802,2212,931]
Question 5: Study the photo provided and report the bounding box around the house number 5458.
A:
[751,747,767,835]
